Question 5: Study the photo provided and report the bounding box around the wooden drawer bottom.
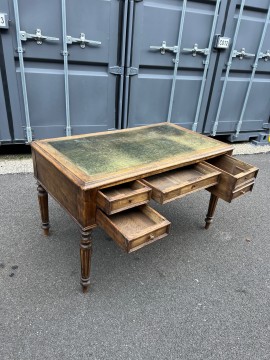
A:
[96,205,171,253]
[142,162,220,204]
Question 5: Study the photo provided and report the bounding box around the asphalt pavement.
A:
[0,154,269,360]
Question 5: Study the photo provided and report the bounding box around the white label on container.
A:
[0,13,6,28]
[217,37,230,49]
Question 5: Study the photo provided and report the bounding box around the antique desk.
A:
[31,123,258,293]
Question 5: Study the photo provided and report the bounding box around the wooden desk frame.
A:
[31,123,258,293]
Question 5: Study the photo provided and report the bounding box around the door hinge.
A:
[126,67,138,76]
[23,126,34,142]
[262,123,270,129]
[109,66,124,75]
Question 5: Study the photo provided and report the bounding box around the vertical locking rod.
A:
[13,0,32,142]
[192,0,221,132]
[234,3,270,138]
[61,0,71,136]
[211,0,246,136]
[122,0,135,129]
[117,0,128,129]
[167,0,187,123]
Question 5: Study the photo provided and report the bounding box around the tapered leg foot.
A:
[37,184,50,235]
[80,229,93,293]
[205,194,219,229]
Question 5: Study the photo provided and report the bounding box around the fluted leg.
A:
[37,184,50,236]
[80,229,93,293]
[205,194,219,229]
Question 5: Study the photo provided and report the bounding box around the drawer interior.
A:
[97,180,151,215]
[100,180,146,198]
[207,155,256,176]
[142,162,220,204]
[109,207,161,236]
[206,154,258,202]
[96,205,170,253]
[144,164,214,190]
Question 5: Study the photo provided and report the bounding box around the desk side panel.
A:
[32,149,94,227]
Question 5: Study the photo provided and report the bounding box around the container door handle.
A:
[20,29,59,45]
[232,48,255,60]
[259,50,270,61]
[182,43,209,57]
[66,33,101,48]
[150,41,178,55]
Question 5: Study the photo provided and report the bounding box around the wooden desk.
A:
[31,123,258,292]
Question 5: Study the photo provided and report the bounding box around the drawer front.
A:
[142,162,220,204]
[96,205,170,253]
[235,168,258,189]
[206,155,258,202]
[232,181,255,200]
[97,180,152,215]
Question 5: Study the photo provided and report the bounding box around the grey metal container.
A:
[0,0,269,144]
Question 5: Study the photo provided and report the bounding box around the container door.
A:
[1,0,122,141]
[204,0,270,139]
[123,0,228,131]
[0,66,11,142]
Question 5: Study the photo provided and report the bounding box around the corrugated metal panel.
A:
[203,0,270,140]
[0,61,11,142]
[123,0,228,132]
[0,0,269,144]
[0,0,124,142]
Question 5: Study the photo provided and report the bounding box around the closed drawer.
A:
[232,181,255,201]
[97,180,152,215]
[206,154,258,202]
[96,205,171,253]
[141,162,220,204]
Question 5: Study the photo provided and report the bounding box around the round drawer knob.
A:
[149,234,155,240]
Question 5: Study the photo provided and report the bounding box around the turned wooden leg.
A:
[205,194,219,229]
[80,229,93,293]
[37,184,50,236]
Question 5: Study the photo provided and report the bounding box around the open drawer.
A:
[141,162,220,204]
[96,205,171,253]
[206,154,258,202]
[97,180,152,215]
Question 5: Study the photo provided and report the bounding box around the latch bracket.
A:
[183,43,209,57]
[66,33,101,49]
[232,48,255,60]
[109,66,123,75]
[150,41,178,55]
[126,67,138,76]
[19,29,59,45]
[259,50,270,61]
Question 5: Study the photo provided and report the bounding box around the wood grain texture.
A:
[206,155,258,202]
[142,162,220,204]
[205,194,219,229]
[96,205,171,253]
[37,183,50,236]
[97,180,152,215]
[30,124,260,293]
[34,149,80,222]
[33,148,98,229]
[31,123,234,189]
[80,229,92,293]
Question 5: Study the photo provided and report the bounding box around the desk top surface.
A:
[32,123,233,188]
